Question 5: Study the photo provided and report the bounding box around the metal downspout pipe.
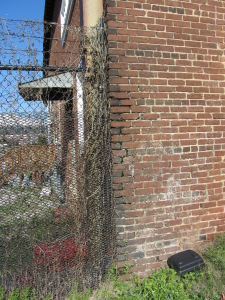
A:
[82,0,103,27]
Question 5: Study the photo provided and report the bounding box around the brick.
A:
[121,113,139,120]
[136,217,154,224]
[111,121,131,128]
[111,107,130,113]
[107,7,126,14]
[106,0,225,276]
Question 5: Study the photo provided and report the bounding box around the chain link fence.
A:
[0,18,115,298]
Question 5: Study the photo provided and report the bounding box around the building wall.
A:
[47,0,81,67]
[45,0,81,207]
[105,0,225,277]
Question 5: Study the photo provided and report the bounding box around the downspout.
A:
[82,0,103,27]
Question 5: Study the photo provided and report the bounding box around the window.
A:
[60,0,75,44]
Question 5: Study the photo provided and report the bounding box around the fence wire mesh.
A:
[0,18,115,298]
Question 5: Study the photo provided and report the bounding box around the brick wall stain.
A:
[105,0,225,277]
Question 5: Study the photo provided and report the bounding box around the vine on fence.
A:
[0,18,115,298]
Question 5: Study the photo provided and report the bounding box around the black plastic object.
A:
[167,250,205,275]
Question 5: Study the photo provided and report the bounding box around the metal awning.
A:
[18,72,74,101]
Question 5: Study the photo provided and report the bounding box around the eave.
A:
[18,72,73,101]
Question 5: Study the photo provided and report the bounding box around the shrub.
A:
[37,134,48,145]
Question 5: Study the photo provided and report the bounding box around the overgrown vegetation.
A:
[0,186,59,225]
[1,17,115,296]
[90,233,225,300]
[1,234,225,299]
[37,134,48,146]
[0,211,73,278]
[0,185,75,295]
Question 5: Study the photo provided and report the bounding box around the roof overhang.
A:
[18,72,74,101]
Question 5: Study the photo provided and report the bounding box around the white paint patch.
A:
[129,165,134,177]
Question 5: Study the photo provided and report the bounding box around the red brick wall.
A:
[48,0,81,67]
[105,0,225,277]
[45,0,81,205]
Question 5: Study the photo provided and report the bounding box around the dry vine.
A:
[0,18,115,298]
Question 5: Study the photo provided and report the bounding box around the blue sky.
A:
[0,0,47,118]
[0,0,46,20]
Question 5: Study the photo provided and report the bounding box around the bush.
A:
[68,283,91,300]
[0,287,37,300]
[37,134,48,145]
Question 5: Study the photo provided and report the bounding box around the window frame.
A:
[60,0,75,45]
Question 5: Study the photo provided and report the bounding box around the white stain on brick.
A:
[129,165,134,177]
[166,176,180,201]
[136,228,154,238]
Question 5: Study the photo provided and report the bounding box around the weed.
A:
[0,211,73,281]
[43,295,52,300]
[90,235,225,299]
[37,134,48,146]
[1,287,35,300]
[123,263,132,275]
[68,283,91,300]
[0,287,5,300]
[2,234,225,299]
[135,268,189,300]
[107,264,118,282]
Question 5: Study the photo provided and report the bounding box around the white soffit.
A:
[18,72,74,101]
[19,72,73,89]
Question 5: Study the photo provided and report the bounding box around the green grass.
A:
[1,234,225,299]
[68,284,91,300]
[73,234,225,300]
[0,286,50,300]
